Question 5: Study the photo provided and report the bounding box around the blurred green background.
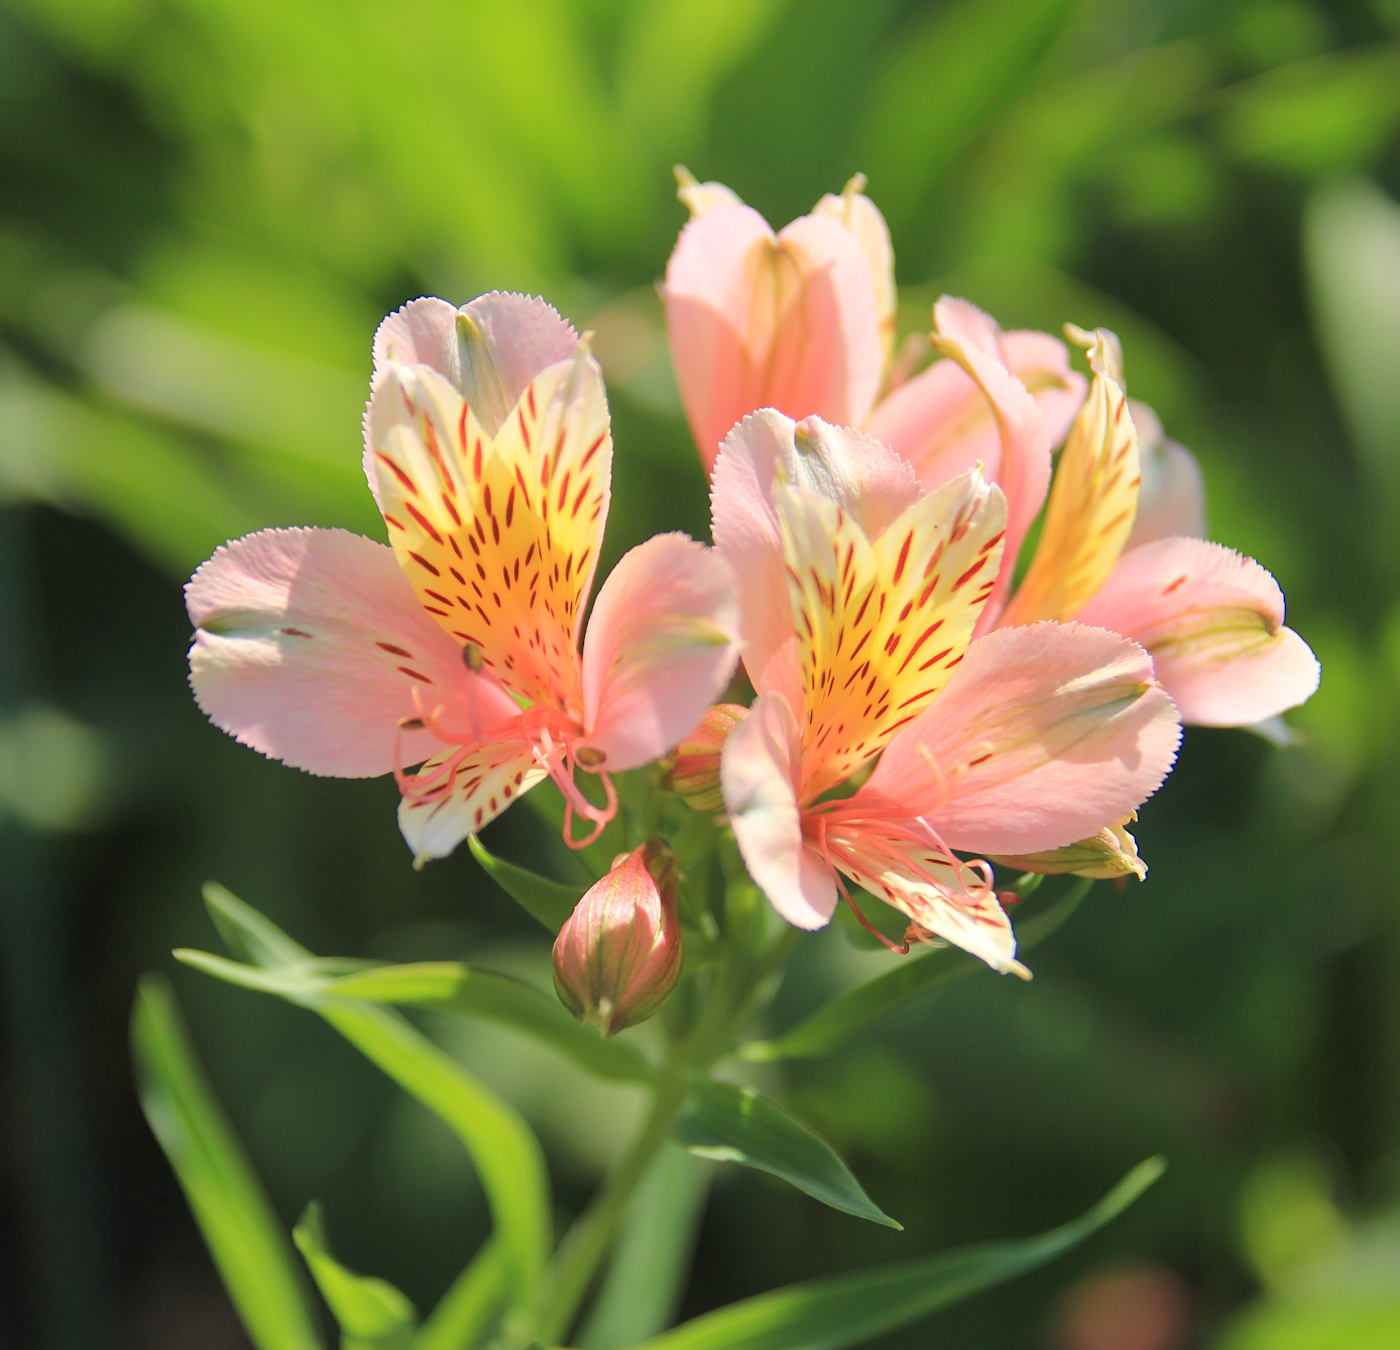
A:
[3,0,1400,1346]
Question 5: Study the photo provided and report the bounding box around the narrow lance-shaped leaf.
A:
[622,1157,1167,1350]
[673,1082,900,1229]
[196,885,552,1309]
[130,976,324,1350]
[175,950,653,1085]
[580,1146,713,1350]
[293,1203,416,1350]
[468,835,588,933]
[742,879,1092,1063]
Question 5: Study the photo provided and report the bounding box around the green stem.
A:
[530,1074,687,1344]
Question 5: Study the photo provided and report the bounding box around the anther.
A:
[461,641,484,673]
[575,746,607,767]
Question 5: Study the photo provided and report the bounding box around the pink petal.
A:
[710,409,919,709]
[721,693,837,929]
[862,622,1181,855]
[1125,401,1207,548]
[663,202,883,470]
[1002,330,1087,451]
[1076,538,1320,726]
[579,533,742,771]
[365,294,577,502]
[398,741,546,864]
[866,328,1085,492]
[187,528,518,777]
[929,299,1052,631]
[822,820,1026,976]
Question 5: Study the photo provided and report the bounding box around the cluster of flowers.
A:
[186,175,1318,1028]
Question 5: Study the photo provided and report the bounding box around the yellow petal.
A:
[371,348,612,709]
[999,326,1140,626]
[773,466,1006,799]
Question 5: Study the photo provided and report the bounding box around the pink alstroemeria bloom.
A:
[188,294,741,863]
[712,410,1181,974]
[925,306,1319,731]
[663,171,1086,476]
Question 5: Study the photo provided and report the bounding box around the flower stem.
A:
[529,1073,688,1344]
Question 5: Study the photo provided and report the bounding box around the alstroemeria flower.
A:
[663,172,1085,476]
[929,306,1320,729]
[712,411,1181,974]
[188,293,741,862]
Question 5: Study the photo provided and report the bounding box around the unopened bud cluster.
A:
[552,841,682,1037]
[669,704,748,811]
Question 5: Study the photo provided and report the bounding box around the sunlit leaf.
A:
[293,1202,416,1350]
[622,1158,1167,1350]
[195,885,552,1309]
[580,1146,713,1350]
[673,1082,899,1229]
[1222,44,1400,175]
[130,976,324,1350]
[467,835,588,933]
[175,949,654,1085]
[857,0,1075,232]
[742,879,1092,1063]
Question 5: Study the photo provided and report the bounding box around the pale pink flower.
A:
[929,309,1319,728]
[713,411,1181,974]
[663,174,1316,733]
[188,294,741,863]
[662,172,1085,476]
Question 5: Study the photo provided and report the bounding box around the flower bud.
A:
[669,704,749,811]
[990,815,1146,882]
[552,842,682,1037]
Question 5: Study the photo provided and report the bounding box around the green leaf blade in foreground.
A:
[624,1157,1167,1350]
[468,835,587,933]
[673,1082,900,1230]
[175,950,653,1085]
[196,885,552,1309]
[131,976,324,1350]
[293,1202,416,1349]
[743,879,1092,1063]
[580,1146,713,1350]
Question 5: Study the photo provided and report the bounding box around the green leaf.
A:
[673,1083,900,1230]
[175,951,653,1086]
[468,835,587,933]
[622,1157,1167,1350]
[130,976,324,1350]
[414,1239,508,1350]
[293,1203,416,1349]
[579,1146,713,1350]
[196,886,552,1309]
[742,879,1091,1063]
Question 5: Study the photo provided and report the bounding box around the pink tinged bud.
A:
[552,842,683,1037]
[669,704,750,811]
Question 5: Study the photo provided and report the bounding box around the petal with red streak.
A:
[863,622,1181,855]
[187,527,517,777]
[1076,538,1319,726]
